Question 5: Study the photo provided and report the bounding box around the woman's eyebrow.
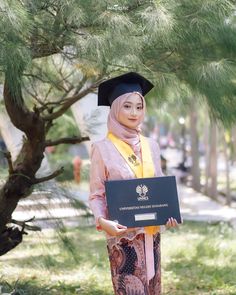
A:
[124,100,142,105]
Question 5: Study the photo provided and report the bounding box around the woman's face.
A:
[117,93,144,129]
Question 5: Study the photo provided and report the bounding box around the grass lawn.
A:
[0,221,236,294]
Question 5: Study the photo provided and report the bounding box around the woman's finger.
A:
[172,218,179,227]
[116,228,128,235]
[166,217,178,228]
[172,218,178,227]
[171,217,175,226]
[166,218,171,228]
[117,223,127,229]
[117,227,127,232]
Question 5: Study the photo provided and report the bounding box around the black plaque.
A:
[105,176,181,228]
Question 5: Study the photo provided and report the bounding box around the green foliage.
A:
[162,221,236,294]
[1,0,236,126]
[56,162,74,182]
[0,221,236,294]
[47,152,74,181]
[140,0,236,125]
[43,110,80,181]
[0,1,32,99]
[47,110,79,141]
[80,162,90,182]
[0,165,7,179]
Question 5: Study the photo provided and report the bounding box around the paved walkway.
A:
[12,182,236,230]
[178,183,236,229]
[12,188,92,229]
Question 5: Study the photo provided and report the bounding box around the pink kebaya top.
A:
[89,91,164,281]
[89,136,163,247]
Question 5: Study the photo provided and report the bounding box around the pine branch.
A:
[45,120,54,134]
[33,167,64,184]
[45,136,89,147]
[42,79,102,121]
[23,73,53,86]
[4,76,45,154]
[24,88,44,106]
[24,71,68,92]
[39,101,64,110]
[51,57,76,91]
[31,43,62,59]
[11,218,41,232]
[158,50,175,62]
[72,75,88,96]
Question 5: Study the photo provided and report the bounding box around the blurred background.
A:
[1,1,236,294]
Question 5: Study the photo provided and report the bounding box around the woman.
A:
[89,72,178,295]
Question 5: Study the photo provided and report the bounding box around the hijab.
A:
[107,92,146,156]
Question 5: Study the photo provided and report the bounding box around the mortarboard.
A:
[98,72,154,106]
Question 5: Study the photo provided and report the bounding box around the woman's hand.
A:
[98,217,128,236]
[166,217,179,229]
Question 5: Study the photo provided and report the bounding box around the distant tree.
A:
[140,1,236,198]
[140,1,236,124]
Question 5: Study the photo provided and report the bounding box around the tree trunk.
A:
[204,119,210,194]
[207,121,218,199]
[0,110,51,177]
[189,101,201,192]
[0,73,91,255]
[231,125,236,163]
[223,132,231,205]
[0,77,46,254]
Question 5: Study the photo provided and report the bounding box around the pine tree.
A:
[139,0,236,125]
[1,0,236,255]
[0,0,152,255]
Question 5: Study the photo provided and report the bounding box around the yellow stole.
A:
[107,132,160,235]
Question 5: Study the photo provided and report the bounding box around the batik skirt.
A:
[107,233,161,295]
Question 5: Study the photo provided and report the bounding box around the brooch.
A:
[128,154,139,166]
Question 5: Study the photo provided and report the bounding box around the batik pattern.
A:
[107,233,161,295]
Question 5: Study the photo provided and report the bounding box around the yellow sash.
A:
[107,132,160,235]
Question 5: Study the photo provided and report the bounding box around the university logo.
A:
[136,184,149,201]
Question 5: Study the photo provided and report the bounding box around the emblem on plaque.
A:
[136,184,149,201]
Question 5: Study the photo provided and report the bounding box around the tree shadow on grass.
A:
[175,221,235,238]
[1,227,108,270]
[0,279,112,295]
[0,227,113,294]
[0,280,53,295]
[164,237,236,295]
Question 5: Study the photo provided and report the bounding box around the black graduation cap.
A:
[98,72,154,106]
